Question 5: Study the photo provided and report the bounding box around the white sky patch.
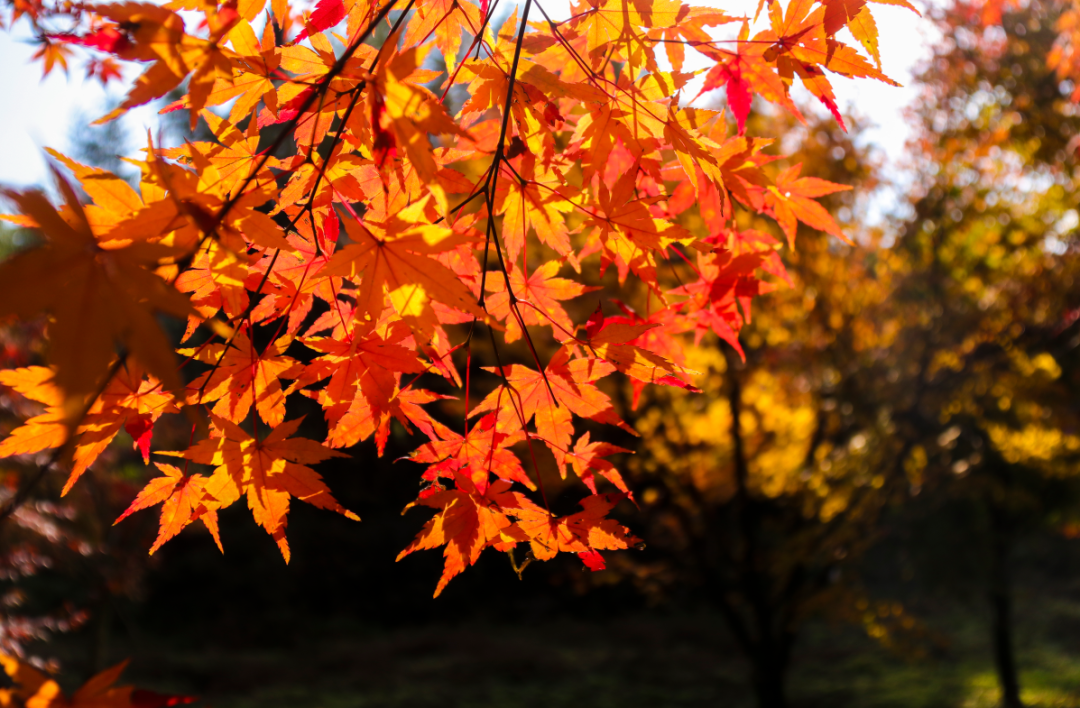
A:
[0,21,166,186]
[0,0,934,188]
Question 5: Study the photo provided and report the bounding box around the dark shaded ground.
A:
[25,444,1080,708]
[95,602,1080,708]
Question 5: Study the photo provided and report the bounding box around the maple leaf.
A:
[563,431,634,498]
[181,329,301,426]
[170,415,357,561]
[472,348,634,471]
[485,261,597,343]
[327,384,443,455]
[590,302,695,407]
[0,175,195,425]
[290,320,432,452]
[577,304,700,396]
[409,415,535,492]
[67,363,179,491]
[0,364,179,492]
[397,474,548,597]
[322,198,488,326]
[588,170,694,284]
[765,162,852,246]
[512,493,641,570]
[295,0,345,42]
[31,37,72,78]
[0,366,66,459]
[86,57,125,85]
[114,463,222,553]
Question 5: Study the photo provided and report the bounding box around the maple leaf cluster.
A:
[0,0,909,594]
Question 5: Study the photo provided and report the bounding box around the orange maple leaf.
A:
[471,347,635,472]
[115,462,222,554]
[167,415,357,561]
[512,493,641,569]
[322,199,488,327]
[181,330,301,426]
[289,320,433,452]
[562,432,634,499]
[765,162,852,245]
[409,414,535,492]
[0,364,178,493]
[0,175,196,425]
[484,261,596,343]
[397,474,548,597]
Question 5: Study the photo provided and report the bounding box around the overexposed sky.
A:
[0,22,159,186]
[0,0,931,188]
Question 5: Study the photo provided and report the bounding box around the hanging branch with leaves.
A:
[0,0,913,595]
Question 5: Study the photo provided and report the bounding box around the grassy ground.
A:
[40,512,1080,708]
[115,595,1080,708]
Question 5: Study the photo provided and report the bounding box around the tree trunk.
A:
[750,645,789,708]
[725,351,793,708]
[989,503,1023,708]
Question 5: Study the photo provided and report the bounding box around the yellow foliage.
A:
[988,423,1080,472]
[635,340,873,523]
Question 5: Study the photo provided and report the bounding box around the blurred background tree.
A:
[881,1,1080,704]
[614,110,928,708]
[606,3,1080,707]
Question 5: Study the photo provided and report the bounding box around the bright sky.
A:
[0,22,154,186]
[0,0,933,188]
